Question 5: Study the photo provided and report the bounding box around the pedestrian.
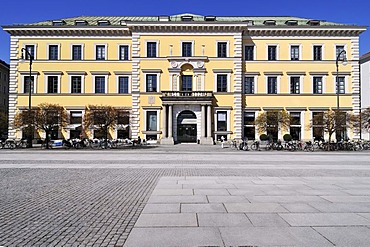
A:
[221,136,225,148]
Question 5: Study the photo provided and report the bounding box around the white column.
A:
[168,105,173,138]
[207,105,212,137]
[201,105,206,138]
[162,105,167,138]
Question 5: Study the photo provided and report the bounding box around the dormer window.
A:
[159,16,170,22]
[52,20,66,26]
[307,20,321,26]
[181,16,193,22]
[204,16,216,21]
[264,20,276,26]
[75,20,88,26]
[243,20,254,25]
[286,20,298,26]
[97,20,110,26]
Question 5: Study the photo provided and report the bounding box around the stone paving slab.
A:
[147,195,207,204]
[141,203,180,214]
[309,202,370,213]
[281,203,320,213]
[180,203,227,213]
[219,227,333,246]
[124,227,224,247]
[224,202,289,213]
[246,213,290,226]
[313,226,370,247]
[198,213,252,227]
[279,213,370,226]
[135,213,197,227]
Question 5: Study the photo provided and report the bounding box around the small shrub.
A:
[283,133,292,142]
[259,134,268,141]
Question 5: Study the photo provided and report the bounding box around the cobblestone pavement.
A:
[1,147,370,246]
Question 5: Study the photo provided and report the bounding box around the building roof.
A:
[3,13,359,27]
[360,52,370,64]
[0,59,9,69]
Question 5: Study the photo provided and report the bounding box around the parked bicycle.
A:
[0,139,16,149]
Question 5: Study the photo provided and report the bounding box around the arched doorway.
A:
[177,110,197,143]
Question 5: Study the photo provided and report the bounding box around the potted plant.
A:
[283,133,292,142]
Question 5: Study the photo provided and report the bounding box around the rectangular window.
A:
[290,46,299,60]
[244,112,255,140]
[146,74,157,92]
[268,45,277,60]
[336,45,345,60]
[217,74,228,92]
[146,111,157,131]
[336,76,345,94]
[25,45,35,60]
[313,45,322,61]
[182,42,192,57]
[96,45,106,60]
[312,112,324,141]
[71,76,82,94]
[245,46,254,61]
[118,76,129,94]
[119,45,129,60]
[95,76,105,93]
[181,75,192,91]
[47,76,58,93]
[70,111,82,124]
[244,77,254,94]
[72,45,82,60]
[290,77,300,94]
[313,77,323,94]
[49,45,59,60]
[217,111,227,131]
[217,42,227,58]
[267,77,277,94]
[147,42,157,58]
[290,112,301,140]
[24,76,34,93]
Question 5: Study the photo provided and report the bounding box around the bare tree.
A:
[361,107,370,133]
[309,109,356,145]
[14,103,68,148]
[255,110,290,140]
[83,105,129,148]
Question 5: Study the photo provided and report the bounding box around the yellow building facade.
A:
[2,14,367,143]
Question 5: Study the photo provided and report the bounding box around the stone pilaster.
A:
[233,33,243,140]
[8,37,19,139]
[351,36,360,139]
[131,33,141,139]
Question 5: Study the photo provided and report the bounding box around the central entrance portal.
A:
[177,110,197,143]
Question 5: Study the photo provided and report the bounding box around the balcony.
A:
[161,91,214,104]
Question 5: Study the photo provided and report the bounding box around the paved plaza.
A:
[1,146,370,246]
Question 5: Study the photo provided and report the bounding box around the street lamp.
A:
[20,48,33,148]
[335,50,347,142]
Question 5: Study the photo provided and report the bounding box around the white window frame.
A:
[116,75,131,94]
[244,76,258,94]
[47,43,61,60]
[68,74,85,93]
[311,76,326,94]
[145,40,159,58]
[117,43,131,60]
[265,76,280,94]
[20,73,38,94]
[288,75,303,94]
[144,109,160,131]
[144,73,160,92]
[266,44,279,60]
[216,40,230,58]
[289,111,303,140]
[22,43,37,60]
[214,110,231,132]
[181,40,194,57]
[44,74,61,94]
[312,44,325,60]
[333,75,348,94]
[289,44,302,60]
[214,73,231,93]
[70,43,84,60]
[244,45,256,60]
[94,43,108,60]
[67,110,85,139]
[334,44,347,60]
[92,75,108,94]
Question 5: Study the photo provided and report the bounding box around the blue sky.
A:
[0,0,369,64]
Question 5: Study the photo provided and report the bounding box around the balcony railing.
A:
[161,91,213,97]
